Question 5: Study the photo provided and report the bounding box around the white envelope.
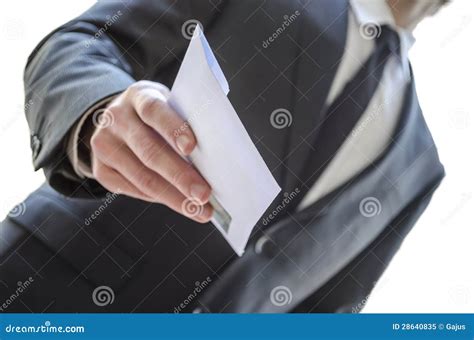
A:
[168,27,281,255]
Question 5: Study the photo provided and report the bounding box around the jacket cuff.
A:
[29,71,134,172]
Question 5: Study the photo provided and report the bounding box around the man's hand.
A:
[89,80,213,223]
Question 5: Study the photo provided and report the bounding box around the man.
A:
[0,0,446,312]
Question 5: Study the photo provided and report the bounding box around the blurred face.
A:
[411,0,450,20]
[387,0,450,29]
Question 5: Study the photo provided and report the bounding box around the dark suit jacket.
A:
[0,0,443,312]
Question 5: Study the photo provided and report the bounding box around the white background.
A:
[0,1,472,312]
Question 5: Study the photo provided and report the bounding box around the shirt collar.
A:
[350,0,396,27]
[350,0,415,78]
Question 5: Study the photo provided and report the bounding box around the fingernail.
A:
[176,135,192,154]
[190,183,210,202]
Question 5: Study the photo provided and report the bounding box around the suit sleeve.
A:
[24,0,215,197]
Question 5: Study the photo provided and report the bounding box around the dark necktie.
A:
[303,26,401,188]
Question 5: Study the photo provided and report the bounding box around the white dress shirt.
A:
[68,0,415,211]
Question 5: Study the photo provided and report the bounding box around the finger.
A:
[94,132,183,201]
[129,86,197,156]
[119,152,213,222]
[92,133,212,223]
[128,80,171,97]
[91,159,151,202]
[124,119,212,203]
[111,153,212,223]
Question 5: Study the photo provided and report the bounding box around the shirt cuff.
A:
[67,95,118,179]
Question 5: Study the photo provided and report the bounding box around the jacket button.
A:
[255,235,279,258]
[30,134,41,160]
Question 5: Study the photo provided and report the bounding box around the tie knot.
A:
[377,25,400,55]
